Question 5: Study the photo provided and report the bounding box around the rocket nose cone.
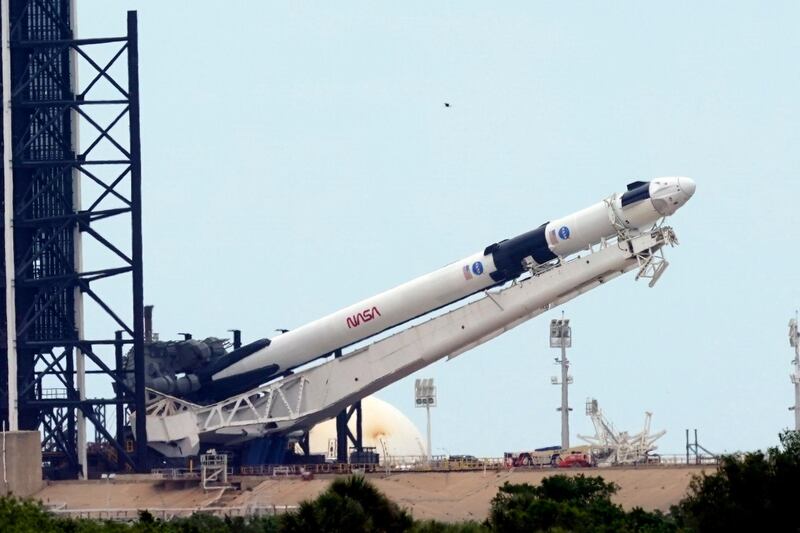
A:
[649,176,696,216]
[679,177,696,199]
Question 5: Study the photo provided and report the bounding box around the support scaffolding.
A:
[578,398,665,465]
[0,2,146,477]
[334,348,363,463]
[200,450,229,490]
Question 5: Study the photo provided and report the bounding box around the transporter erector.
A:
[142,177,694,457]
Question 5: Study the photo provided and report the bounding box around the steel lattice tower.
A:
[0,0,147,477]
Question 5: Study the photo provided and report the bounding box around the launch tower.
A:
[0,1,147,477]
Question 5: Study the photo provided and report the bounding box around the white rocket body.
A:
[545,177,695,256]
[211,248,497,385]
[212,177,695,386]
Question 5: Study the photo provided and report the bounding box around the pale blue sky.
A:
[77,1,799,456]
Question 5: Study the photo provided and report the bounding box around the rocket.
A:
[181,177,695,400]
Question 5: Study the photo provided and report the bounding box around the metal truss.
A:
[334,348,364,463]
[145,376,311,457]
[335,400,363,462]
[0,1,146,477]
[200,451,229,490]
[578,398,666,466]
[633,227,677,287]
[145,228,678,457]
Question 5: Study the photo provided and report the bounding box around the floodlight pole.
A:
[426,403,432,463]
[790,312,800,431]
[560,337,569,449]
[415,378,436,463]
[551,313,573,451]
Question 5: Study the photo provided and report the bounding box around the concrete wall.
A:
[0,430,42,497]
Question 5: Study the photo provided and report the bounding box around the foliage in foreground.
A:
[671,429,800,532]
[0,494,281,533]
[282,474,412,532]
[487,474,674,532]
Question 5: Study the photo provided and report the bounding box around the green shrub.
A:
[280,474,412,533]
[673,429,800,532]
[487,474,675,533]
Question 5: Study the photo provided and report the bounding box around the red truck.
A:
[556,451,594,468]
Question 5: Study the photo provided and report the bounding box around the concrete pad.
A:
[0,430,43,497]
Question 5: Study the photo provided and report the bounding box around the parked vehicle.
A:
[556,452,594,468]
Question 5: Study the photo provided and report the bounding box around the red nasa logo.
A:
[346,306,382,329]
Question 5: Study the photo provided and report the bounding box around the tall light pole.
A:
[789,313,800,431]
[415,378,436,462]
[550,315,573,450]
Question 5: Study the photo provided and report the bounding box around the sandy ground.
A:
[36,480,218,510]
[35,467,707,522]
[233,467,707,522]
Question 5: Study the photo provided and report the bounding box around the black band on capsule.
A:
[621,182,650,207]
[486,223,557,282]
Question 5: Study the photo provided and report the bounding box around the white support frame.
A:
[789,315,800,431]
[578,398,666,465]
[144,228,678,455]
[68,0,88,479]
[1,0,17,431]
[200,451,228,490]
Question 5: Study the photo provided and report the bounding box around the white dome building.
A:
[307,395,426,459]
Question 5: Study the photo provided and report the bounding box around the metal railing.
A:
[149,453,720,480]
[239,462,385,476]
[235,454,719,476]
[647,454,720,466]
[150,467,232,480]
[48,504,298,522]
[239,457,504,476]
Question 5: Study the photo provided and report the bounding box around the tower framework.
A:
[0,1,146,477]
[789,314,799,430]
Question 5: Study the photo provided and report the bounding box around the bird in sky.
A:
[275,328,289,334]
[444,102,451,108]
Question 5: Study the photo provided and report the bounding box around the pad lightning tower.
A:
[414,378,436,462]
[0,2,147,477]
[789,313,799,431]
[550,315,572,450]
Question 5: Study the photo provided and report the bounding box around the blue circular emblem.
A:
[471,261,484,276]
[558,226,571,240]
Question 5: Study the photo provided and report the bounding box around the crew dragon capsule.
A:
[198,177,696,397]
